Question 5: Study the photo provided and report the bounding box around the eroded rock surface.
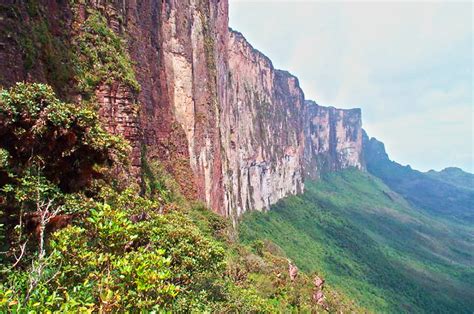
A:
[220,30,305,217]
[304,100,364,179]
[0,0,365,220]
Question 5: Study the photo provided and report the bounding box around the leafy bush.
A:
[0,186,225,311]
[0,82,129,269]
[0,82,128,195]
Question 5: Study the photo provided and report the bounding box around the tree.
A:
[0,82,128,264]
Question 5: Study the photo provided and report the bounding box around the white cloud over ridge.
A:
[229,0,473,172]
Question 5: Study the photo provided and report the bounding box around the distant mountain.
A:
[426,167,474,191]
[362,131,474,224]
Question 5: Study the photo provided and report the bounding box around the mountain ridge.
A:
[363,130,474,224]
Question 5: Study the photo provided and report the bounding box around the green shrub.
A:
[0,187,228,311]
[0,82,128,195]
[0,82,130,268]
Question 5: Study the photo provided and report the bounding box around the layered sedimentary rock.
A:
[125,0,229,209]
[95,83,142,172]
[0,0,365,220]
[220,30,305,217]
[304,100,364,179]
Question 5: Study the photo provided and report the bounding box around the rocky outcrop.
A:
[312,276,327,309]
[304,100,364,179]
[0,0,365,220]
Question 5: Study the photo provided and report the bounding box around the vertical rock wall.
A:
[220,30,305,217]
[125,0,227,207]
[0,0,365,219]
[304,100,364,179]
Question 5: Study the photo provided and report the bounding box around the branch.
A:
[11,241,28,268]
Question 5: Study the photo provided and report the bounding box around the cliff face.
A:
[220,30,305,217]
[128,0,229,210]
[304,100,364,179]
[0,0,364,219]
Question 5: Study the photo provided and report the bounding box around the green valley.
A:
[239,169,474,313]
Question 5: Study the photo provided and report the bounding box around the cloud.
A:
[229,0,473,172]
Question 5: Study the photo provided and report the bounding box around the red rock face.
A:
[125,0,229,211]
[122,0,199,199]
[304,100,365,179]
[0,0,74,94]
[128,0,227,207]
[220,30,305,218]
[95,83,141,173]
[0,0,365,220]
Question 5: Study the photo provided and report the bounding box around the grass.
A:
[239,169,474,313]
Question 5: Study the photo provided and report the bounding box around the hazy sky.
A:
[229,1,473,173]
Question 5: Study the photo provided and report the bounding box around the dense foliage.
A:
[0,187,226,311]
[240,169,474,313]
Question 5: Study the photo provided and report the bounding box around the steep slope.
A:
[239,169,474,313]
[363,131,474,224]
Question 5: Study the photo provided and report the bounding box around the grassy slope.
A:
[188,205,362,312]
[239,169,474,313]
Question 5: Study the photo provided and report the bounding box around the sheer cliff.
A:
[304,100,364,179]
[221,30,305,217]
[0,0,364,219]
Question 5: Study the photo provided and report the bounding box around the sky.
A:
[229,0,473,173]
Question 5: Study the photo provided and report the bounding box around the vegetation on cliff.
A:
[74,9,140,96]
[0,83,357,312]
[0,2,139,99]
